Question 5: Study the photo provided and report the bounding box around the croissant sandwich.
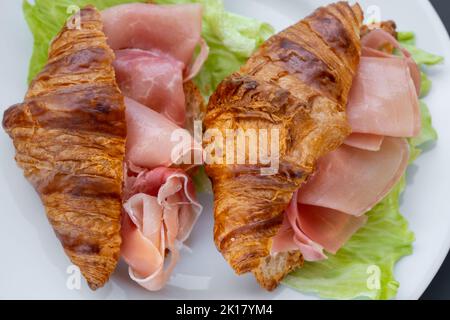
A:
[205,1,422,291]
[3,4,206,290]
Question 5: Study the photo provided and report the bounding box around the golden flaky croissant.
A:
[205,1,363,290]
[2,7,126,290]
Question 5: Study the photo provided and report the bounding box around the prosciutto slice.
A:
[346,57,421,138]
[297,138,409,217]
[346,29,421,138]
[115,50,186,126]
[125,98,202,170]
[274,138,408,261]
[362,29,421,95]
[103,3,207,292]
[272,196,367,260]
[272,192,327,262]
[102,3,203,67]
[121,167,202,291]
[103,4,208,125]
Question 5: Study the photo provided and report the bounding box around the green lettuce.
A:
[283,32,440,300]
[398,31,444,66]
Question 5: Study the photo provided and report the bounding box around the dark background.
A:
[420,0,449,300]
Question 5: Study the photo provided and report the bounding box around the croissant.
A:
[2,6,126,290]
[204,1,363,290]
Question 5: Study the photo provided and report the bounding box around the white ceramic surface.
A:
[0,0,449,300]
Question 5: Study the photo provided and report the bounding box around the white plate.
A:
[1,0,449,300]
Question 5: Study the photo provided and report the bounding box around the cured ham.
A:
[102,3,203,67]
[299,138,409,216]
[121,167,202,291]
[346,56,421,138]
[362,29,421,95]
[293,204,367,255]
[123,99,203,291]
[272,193,327,262]
[274,138,409,260]
[101,3,207,292]
[346,29,421,138]
[273,29,420,261]
[272,196,367,260]
[125,97,202,173]
[102,3,208,125]
[114,49,186,126]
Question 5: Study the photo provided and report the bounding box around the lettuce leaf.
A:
[410,101,438,150]
[420,72,432,98]
[398,31,444,66]
[283,32,440,300]
[402,43,444,66]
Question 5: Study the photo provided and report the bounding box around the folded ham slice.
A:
[297,138,409,217]
[115,50,186,126]
[102,3,207,292]
[272,194,367,260]
[362,29,421,95]
[274,138,408,261]
[121,167,202,291]
[272,192,327,262]
[103,4,208,126]
[125,97,202,170]
[346,56,421,138]
[346,29,421,139]
[102,3,203,67]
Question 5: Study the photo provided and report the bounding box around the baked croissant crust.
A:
[2,6,126,290]
[205,1,363,290]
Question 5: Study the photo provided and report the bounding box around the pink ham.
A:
[272,192,327,262]
[272,195,367,261]
[125,97,202,170]
[344,133,384,151]
[105,3,207,292]
[292,204,367,254]
[273,138,407,259]
[115,49,186,126]
[297,137,410,217]
[102,3,203,67]
[346,29,421,139]
[347,56,421,138]
[121,167,202,291]
[362,29,421,95]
